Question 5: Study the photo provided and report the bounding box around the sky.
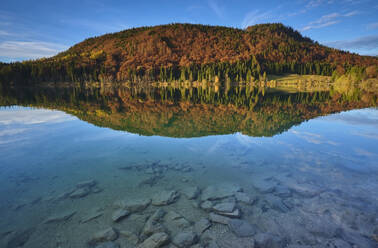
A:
[0,0,377,62]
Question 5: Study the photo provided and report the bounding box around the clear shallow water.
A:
[0,83,377,248]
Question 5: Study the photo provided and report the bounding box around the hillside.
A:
[1,23,377,84]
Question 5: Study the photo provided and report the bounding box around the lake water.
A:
[0,81,377,248]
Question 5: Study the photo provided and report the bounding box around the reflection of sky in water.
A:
[0,106,377,174]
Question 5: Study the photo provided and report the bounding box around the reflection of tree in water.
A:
[0,82,376,137]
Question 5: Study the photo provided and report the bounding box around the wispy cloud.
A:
[301,11,359,31]
[325,35,378,51]
[0,41,68,60]
[241,10,273,28]
[0,108,75,125]
[208,0,224,18]
[367,22,378,30]
[59,18,128,34]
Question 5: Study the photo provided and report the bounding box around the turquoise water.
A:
[0,84,377,248]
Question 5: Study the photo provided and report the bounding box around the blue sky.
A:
[0,0,377,62]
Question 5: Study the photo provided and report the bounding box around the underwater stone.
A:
[76,179,97,188]
[112,209,130,222]
[137,232,169,248]
[212,201,236,213]
[119,230,139,245]
[235,192,256,205]
[209,213,232,225]
[194,218,211,235]
[93,242,120,248]
[182,186,200,199]
[89,227,118,245]
[264,195,291,213]
[44,210,76,224]
[69,187,90,198]
[252,180,276,193]
[200,201,213,211]
[152,190,179,206]
[227,219,256,237]
[217,208,240,218]
[164,211,191,229]
[114,198,151,212]
[81,207,104,223]
[6,228,35,248]
[254,233,285,248]
[142,209,166,238]
[274,185,292,198]
[201,184,242,201]
[172,231,198,247]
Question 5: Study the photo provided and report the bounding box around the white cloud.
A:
[241,10,273,28]
[208,0,224,18]
[0,108,75,125]
[367,22,378,30]
[0,41,67,60]
[290,130,339,145]
[301,11,360,31]
[325,35,378,51]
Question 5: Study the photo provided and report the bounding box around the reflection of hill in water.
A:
[0,81,376,137]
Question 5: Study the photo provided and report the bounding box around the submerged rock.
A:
[200,201,213,211]
[264,195,291,213]
[235,192,256,205]
[6,228,35,248]
[81,207,104,223]
[274,185,292,198]
[213,201,236,213]
[93,242,120,248]
[114,198,151,212]
[137,232,169,248]
[252,180,275,193]
[217,208,241,218]
[254,233,286,248]
[172,231,198,247]
[112,209,130,222]
[182,186,200,200]
[165,211,191,229]
[89,227,118,245]
[142,209,166,237]
[209,213,232,225]
[194,218,211,235]
[228,219,256,237]
[201,184,242,201]
[119,230,139,245]
[77,179,97,188]
[152,190,179,206]
[70,187,90,198]
[44,210,76,224]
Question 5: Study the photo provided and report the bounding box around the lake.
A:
[0,80,377,248]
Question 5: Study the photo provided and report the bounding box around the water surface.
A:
[0,82,377,248]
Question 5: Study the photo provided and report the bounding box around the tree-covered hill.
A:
[1,23,377,84]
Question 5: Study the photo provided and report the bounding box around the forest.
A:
[0,23,377,85]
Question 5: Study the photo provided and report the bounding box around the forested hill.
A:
[1,23,377,84]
